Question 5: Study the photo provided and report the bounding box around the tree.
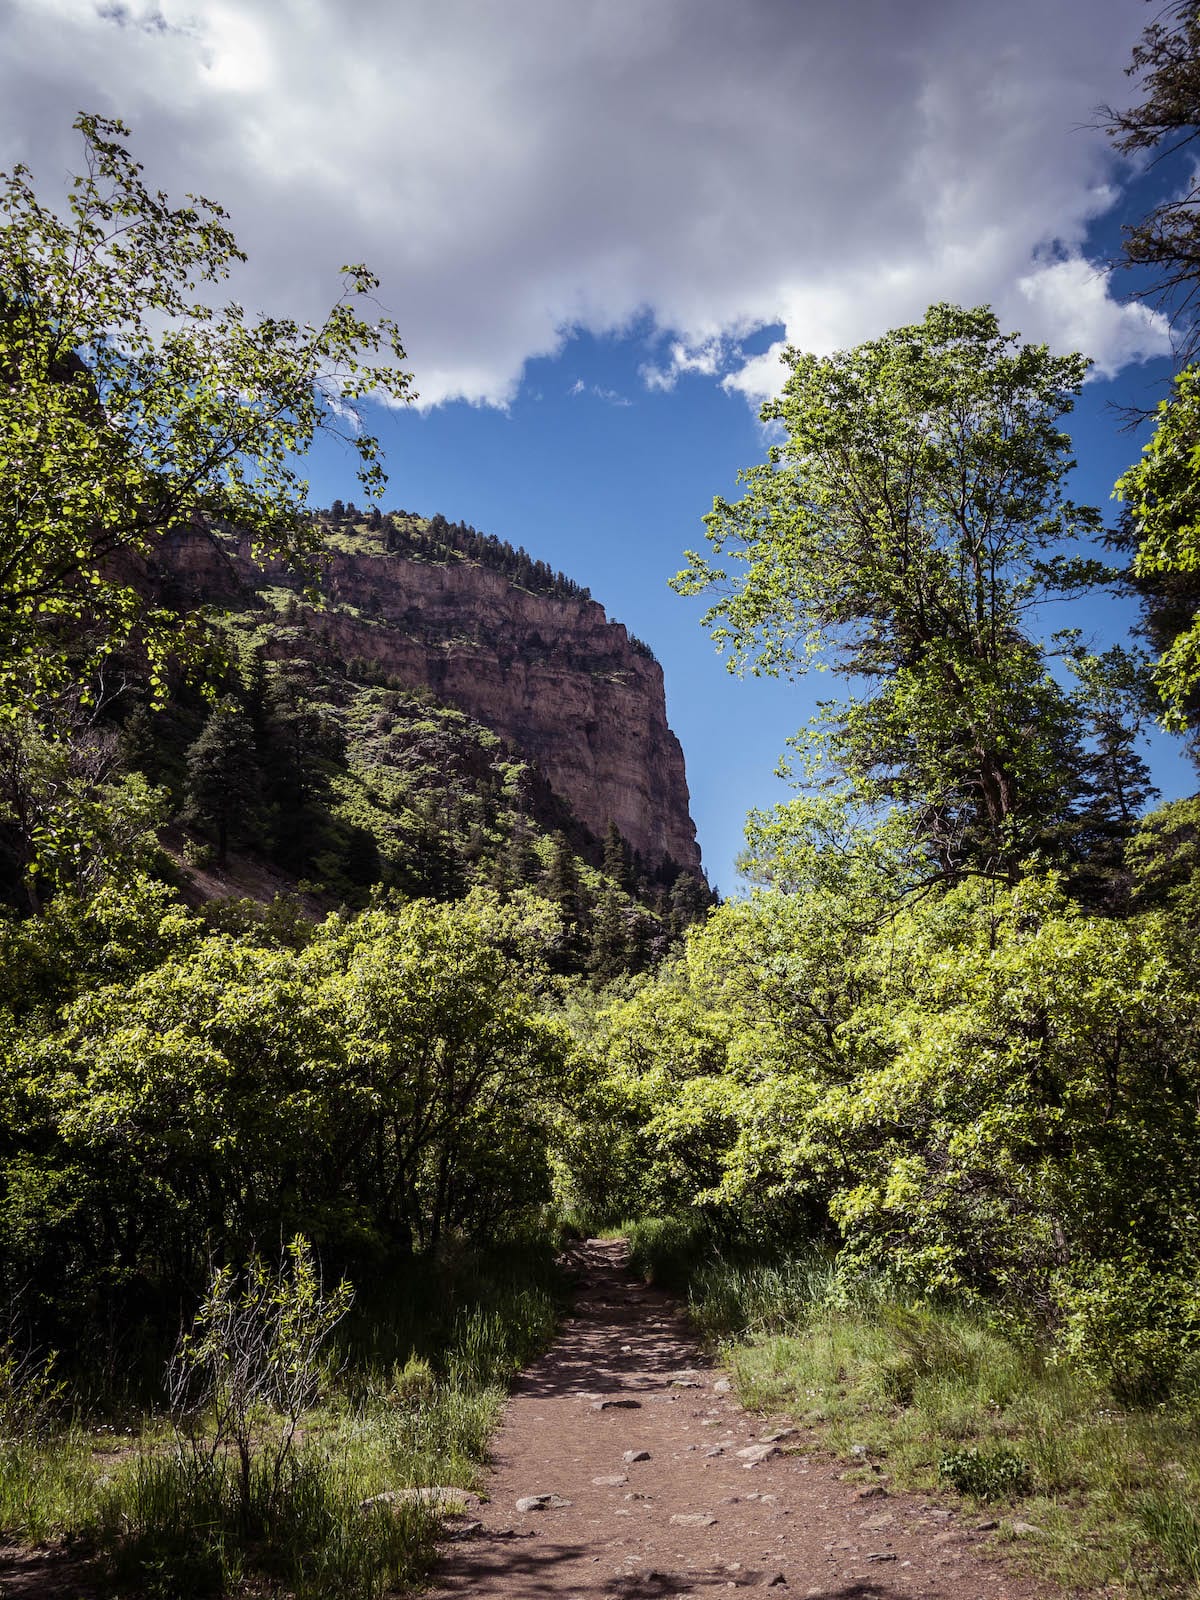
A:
[1101,1,1200,360]
[674,304,1119,884]
[0,113,413,718]
[1115,365,1200,732]
[184,699,264,864]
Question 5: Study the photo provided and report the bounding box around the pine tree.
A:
[602,820,632,891]
[588,880,631,982]
[184,699,264,864]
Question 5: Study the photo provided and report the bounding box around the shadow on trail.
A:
[512,1240,703,1403]
[436,1536,591,1594]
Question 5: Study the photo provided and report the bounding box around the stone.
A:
[670,1513,717,1527]
[593,1474,629,1486]
[855,1485,888,1500]
[761,1427,800,1443]
[623,1450,652,1463]
[593,1398,642,1410]
[515,1493,572,1512]
[1008,1520,1045,1538]
[866,1552,897,1562]
[713,1377,732,1394]
[736,1442,782,1465]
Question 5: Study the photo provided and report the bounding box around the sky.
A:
[1,0,1195,890]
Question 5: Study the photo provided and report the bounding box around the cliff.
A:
[159,518,703,876]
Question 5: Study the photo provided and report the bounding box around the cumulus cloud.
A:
[0,0,1171,407]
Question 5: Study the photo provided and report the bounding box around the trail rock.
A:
[623,1449,652,1463]
[514,1492,572,1512]
[736,1443,782,1465]
[670,1512,717,1527]
[593,1397,643,1410]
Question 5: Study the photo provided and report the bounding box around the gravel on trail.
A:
[428,1237,1056,1599]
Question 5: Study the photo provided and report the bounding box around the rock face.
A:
[160,526,703,875]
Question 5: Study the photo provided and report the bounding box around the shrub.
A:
[937,1444,1032,1500]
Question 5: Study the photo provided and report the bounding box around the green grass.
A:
[0,1236,565,1598]
[630,1218,1200,1598]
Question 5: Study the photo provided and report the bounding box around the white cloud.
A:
[641,336,730,392]
[0,0,1169,407]
[569,378,632,406]
[1016,258,1170,379]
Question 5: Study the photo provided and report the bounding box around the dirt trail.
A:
[429,1237,1056,1599]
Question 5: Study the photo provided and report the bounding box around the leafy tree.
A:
[675,304,1119,884]
[1115,366,1200,729]
[1101,0,1200,359]
[0,113,413,718]
[0,716,167,910]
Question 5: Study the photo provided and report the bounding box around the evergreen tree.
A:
[602,820,633,890]
[669,872,711,936]
[589,880,632,982]
[184,699,264,864]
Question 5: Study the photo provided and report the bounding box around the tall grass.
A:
[632,1215,1200,1598]
[0,1234,566,1598]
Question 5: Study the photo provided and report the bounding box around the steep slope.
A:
[159,510,702,876]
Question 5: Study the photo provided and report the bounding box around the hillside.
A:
[85,506,713,979]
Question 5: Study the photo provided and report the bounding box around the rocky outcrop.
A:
[159,526,702,875]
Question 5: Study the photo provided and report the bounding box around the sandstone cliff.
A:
[160,521,702,876]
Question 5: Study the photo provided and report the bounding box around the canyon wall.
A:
[162,526,703,875]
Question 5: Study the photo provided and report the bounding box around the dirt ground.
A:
[429,1237,1059,1599]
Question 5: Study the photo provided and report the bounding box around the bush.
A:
[1053,1254,1200,1403]
[169,1238,353,1522]
[937,1444,1032,1500]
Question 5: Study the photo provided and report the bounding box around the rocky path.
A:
[428,1237,1056,1599]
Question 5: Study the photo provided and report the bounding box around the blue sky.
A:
[2,0,1195,889]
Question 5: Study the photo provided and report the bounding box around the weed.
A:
[0,1233,565,1596]
[938,1444,1032,1499]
